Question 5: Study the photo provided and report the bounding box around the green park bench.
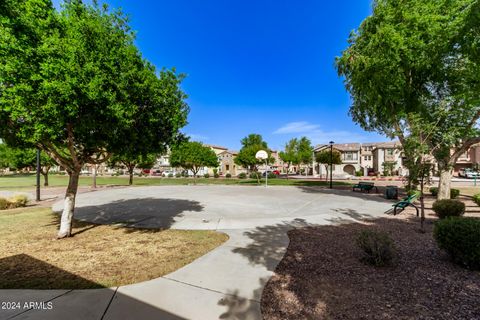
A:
[352,181,378,193]
[391,193,419,216]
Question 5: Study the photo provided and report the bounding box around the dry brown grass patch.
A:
[0,207,228,289]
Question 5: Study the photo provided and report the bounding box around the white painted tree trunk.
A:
[438,167,453,200]
[57,170,80,238]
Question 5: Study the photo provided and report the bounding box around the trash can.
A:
[385,185,398,200]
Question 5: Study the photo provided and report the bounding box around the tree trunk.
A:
[128,167,134,185]
[286,164,289,180]
[437,165,453,200]
[57,170,80,238]
[92,164,97,189]
[41,166,50,187]
[420,175,425,233]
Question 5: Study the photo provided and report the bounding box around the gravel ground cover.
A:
[262,196,480,320]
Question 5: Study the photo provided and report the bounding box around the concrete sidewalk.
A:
[1,185,391,320]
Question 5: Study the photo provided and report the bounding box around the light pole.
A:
[329,141,334,189]
[36,148,41,201]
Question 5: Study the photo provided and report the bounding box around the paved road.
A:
[1,185,391,320]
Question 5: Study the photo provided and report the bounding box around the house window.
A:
[226,165,230,171]
[344,152,358,161]
[364,156,371,161]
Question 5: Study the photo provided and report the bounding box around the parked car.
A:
[161,170,173,177]
[142,169,151,174]
[262,170,280,177]
[459,168,479,179]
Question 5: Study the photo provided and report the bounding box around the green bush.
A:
[355,170,363,177]
[169,173,175,178]
[204,173,210,178]
[432,199,465,219]
[225,173,232,178]
[450,188,460,199]
[214,173,220,178]
[473,193,480,206]
[356,230,396,267]
[238,172,247,179]
[249,172,261,179]
[267,172,277,179]
[0,197,8,210]
[430,187,460,199]
[434,217,480,270]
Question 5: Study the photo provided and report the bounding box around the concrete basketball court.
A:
[2,185,392,320]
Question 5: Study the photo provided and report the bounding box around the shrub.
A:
[214,173,219,178]
[169,173,174,178]
[450,188,460,199]
[225,173,232,178]
[434,217,480,270]
[249,172,261,179]
[9,195,28,208]
[356,230,396,267]
[473,193,480,206]
[267,172,277,179]
[0,197,8,210]
[355,170,363,177]
[238,172,247,179]
[432,199,465,219]
[430,187,460,199]
[204,173,210,178]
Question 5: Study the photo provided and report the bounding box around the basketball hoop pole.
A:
[265,159,268,188]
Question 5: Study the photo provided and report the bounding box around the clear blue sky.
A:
[53,0,386,150]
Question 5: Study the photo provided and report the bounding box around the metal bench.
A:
[352,181,378,193]
[392,194,419,216]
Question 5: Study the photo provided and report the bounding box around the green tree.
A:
[109,153,158,185]
[315,149,342,181]
[336,0,480,200]
[279,138,299,179]
[234,134,272,173]
[381,161,396,176]
[0,1,188,238]
[297,137,314,175]
[170,142,218,181]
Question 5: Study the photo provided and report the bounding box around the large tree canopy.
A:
[0,0,189,237]
[169,141,218,179]
[336,0,480,199]
[234,134,272,172]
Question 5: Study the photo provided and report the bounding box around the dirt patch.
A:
[262,201,480,319]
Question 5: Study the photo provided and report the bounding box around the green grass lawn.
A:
[0,174,351,189]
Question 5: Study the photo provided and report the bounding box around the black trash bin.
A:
[385,185,398,199]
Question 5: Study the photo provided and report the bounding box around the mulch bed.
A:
[261,211,480,319]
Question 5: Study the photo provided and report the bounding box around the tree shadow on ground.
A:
[217,219,313,319]
[261,216,480,320]
[64,198,203,231]
[295,186,394,204]
[0,254,188,319]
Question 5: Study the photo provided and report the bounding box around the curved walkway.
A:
[2,185,391,320]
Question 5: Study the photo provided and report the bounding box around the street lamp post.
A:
[329,141,334,189]
[36,148,41,201]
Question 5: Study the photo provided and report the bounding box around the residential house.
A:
[313,143,361,177]
[371,141,404,175]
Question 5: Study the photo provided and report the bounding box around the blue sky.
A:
[53,0,386,150]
